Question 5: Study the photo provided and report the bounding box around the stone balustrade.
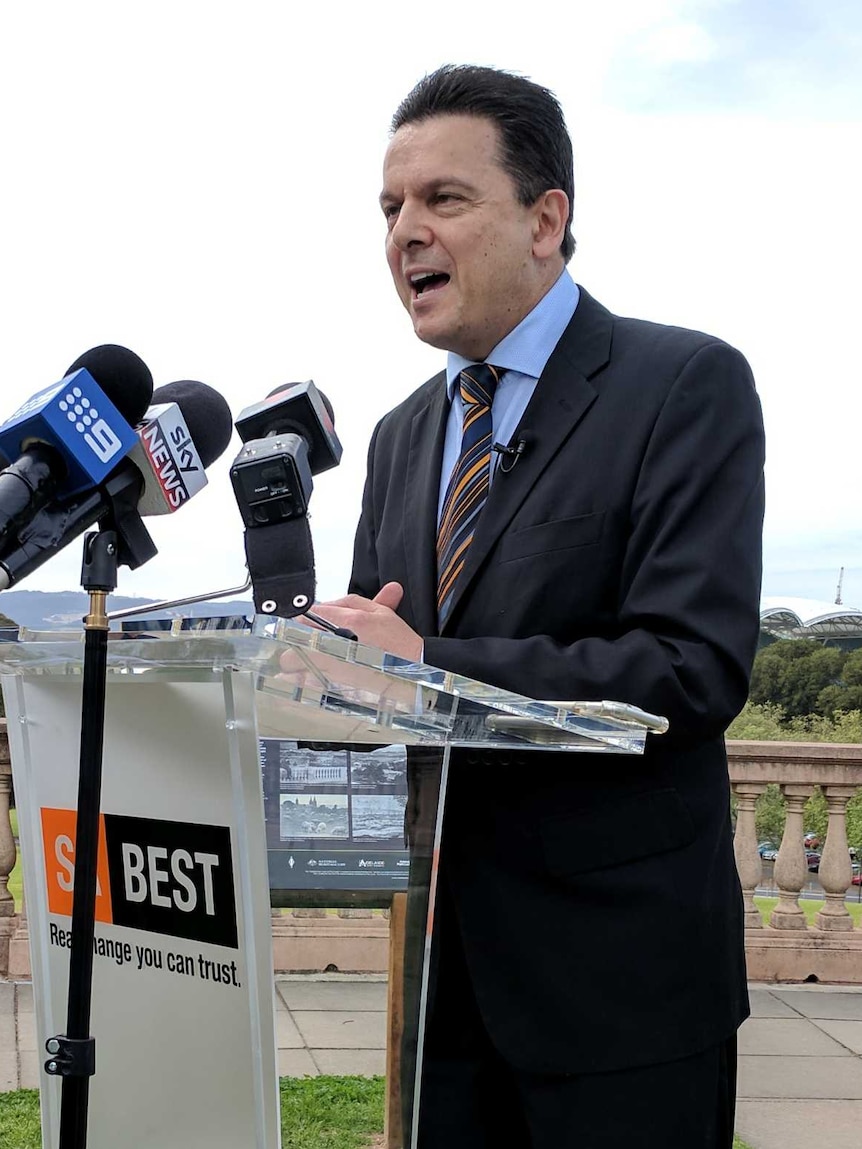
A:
[728,740,862,982]
[1,721,861,982]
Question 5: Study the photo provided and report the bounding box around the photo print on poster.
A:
[279,793,349,840]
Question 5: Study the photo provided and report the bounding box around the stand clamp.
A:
[45,1036,96,1078]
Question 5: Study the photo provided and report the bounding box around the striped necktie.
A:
[436,363,503,625]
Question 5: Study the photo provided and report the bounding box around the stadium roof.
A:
[760,596,862,640]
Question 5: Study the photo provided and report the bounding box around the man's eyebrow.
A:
[379,177,477,205]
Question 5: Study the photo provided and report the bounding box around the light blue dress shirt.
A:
[438,272,580,520]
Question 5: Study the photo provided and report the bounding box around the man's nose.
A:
[390,202,433,250]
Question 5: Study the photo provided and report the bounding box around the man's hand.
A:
[308,582,424,660]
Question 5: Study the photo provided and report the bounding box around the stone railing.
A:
[2,723,861,983]
[728,740,862,982]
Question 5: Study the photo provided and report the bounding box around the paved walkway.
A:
[0,973,390,1094]
[2,976,861,1148]
[736,983,862,1149]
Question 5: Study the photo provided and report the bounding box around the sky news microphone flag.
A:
[130,380,235,516]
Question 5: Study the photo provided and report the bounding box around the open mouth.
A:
[410,272,450,297]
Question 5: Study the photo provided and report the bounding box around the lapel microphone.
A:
[492,434,529,473]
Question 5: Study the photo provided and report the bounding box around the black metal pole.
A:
[46,530,118,1149]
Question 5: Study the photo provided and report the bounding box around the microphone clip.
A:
[492,438,527,474]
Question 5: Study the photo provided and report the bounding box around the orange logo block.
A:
[40,808,114,923]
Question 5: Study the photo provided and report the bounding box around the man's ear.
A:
[532,189,569,259]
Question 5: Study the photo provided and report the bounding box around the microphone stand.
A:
[108,571,357,640]
[42,485,157,1149]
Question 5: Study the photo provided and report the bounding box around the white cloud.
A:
[633,21,716,66]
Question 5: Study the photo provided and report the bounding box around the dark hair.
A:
[391,64,576,262]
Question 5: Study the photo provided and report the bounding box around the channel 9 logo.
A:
[57,385,124,464]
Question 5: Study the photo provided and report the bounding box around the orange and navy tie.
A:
[436,363,503,625]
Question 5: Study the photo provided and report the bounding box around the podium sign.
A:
[2,624,665,1149]
[2,652,279,1149]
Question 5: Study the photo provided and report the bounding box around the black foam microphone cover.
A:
[151,380,235,468]
[65,344,154,425]
[245,517,315,618]
[266,382,336,424]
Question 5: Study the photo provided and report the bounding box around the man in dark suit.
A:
[311,65,764,1148]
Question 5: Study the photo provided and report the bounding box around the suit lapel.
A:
[403,371,449,636]
[440,288,614,631]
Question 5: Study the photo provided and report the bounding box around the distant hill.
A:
[0,589,254,633]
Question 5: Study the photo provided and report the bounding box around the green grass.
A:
[0,1078,384,1149]
[280,1077,383,1147]
[0,1089,39,1149]
[0,1080,756,1148]
[755,895,862,927]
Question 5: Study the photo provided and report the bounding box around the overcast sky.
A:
[1,0,860,610]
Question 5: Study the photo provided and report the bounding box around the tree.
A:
[727,701,786,740]
[749,640,846,719]
[840,647,862,686]
[817,684,862,718]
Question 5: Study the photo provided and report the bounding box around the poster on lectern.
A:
[2,672,281,1149]
[260,738,411,893]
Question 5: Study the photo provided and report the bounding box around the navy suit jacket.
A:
[349,287,764,1074]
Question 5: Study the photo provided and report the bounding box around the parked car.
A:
[852,873,862,886]
[758,841,779,860]
[803,832,821,850]
[806,851,821,872]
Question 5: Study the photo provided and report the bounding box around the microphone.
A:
[236,380,341,472]
[230,380,342,526]
[130,380,234,515]
[231,380,342,618]
[0,345,153,550]
[0,380,234,591]
[492,432,530,473]
[64,344,154,418]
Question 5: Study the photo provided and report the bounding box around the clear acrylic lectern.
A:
[1,619,666,1149]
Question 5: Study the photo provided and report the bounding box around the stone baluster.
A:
[815,785,857,932]
[769,785,813,930]
[732,782,766,929]
[0,721,16,975]
[7,889,30,979]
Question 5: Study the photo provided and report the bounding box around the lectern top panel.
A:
[0,620,667,752]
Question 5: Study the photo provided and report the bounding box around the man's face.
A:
[381,114,552,361]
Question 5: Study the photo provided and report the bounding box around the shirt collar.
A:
[446,271,579,397]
